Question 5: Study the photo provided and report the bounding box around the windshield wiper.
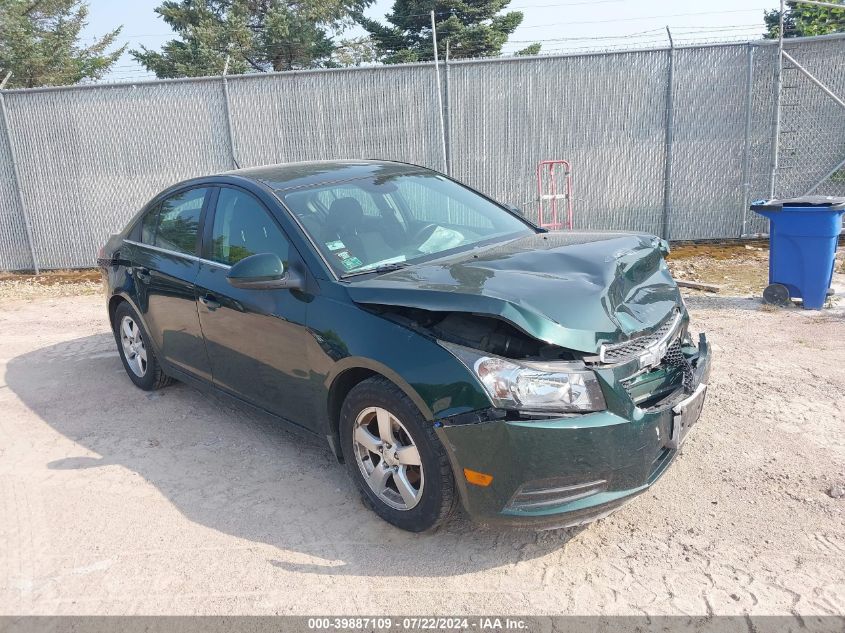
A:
[342,262,409,278]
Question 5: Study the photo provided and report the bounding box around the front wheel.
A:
[340,376,456,532]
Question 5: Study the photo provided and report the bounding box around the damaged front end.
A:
[364,301,703,418]
[346,231,683,354]
[345,231,711,528]
[425,316,711,529]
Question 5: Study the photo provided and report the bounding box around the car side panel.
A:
[195,261,317,429]
[118,241,212,381]
[106,174,492,447]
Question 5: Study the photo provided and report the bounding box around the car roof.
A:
[223,160,430,192]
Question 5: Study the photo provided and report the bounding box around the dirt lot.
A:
[0,258,844,616]
[0,269,101,301]
[665,240,845,297]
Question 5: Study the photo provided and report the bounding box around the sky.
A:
[81,0,778,82]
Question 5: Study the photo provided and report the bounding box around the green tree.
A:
[332,35,378,66]
[764,1,845,38]
[0,0,125,89]
[357,0,539,63]
[133,0,373,77]
[514,41,540,56]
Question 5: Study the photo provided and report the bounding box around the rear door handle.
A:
[199,294,221,311]
[135,267,151,283]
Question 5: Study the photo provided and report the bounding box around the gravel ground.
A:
[665,242,845,297]
[0,270,101,301]
[0,284,843,616]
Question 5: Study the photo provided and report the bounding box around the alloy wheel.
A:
[119,315,147,377]
[352,406,424,511]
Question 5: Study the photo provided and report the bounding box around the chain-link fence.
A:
[0,33,843,271]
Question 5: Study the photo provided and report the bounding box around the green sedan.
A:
[98,160,711,532]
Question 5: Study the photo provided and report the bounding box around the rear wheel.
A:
[113,302,173,391]
[340,376,455,532]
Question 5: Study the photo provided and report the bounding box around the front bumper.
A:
[435,334,711,529]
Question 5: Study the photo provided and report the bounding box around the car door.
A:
[195,185,314,428]
[124,186,212,381]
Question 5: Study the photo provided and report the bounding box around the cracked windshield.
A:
[281,172,533,277]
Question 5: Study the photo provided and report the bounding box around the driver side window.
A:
[209,188,290,267]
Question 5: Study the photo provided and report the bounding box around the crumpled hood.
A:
[346,231,683,354]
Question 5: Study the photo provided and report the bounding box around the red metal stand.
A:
[536,160,573,230]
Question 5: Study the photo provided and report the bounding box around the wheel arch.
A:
[106,292,163,358]
[107,293,128,328]
[325,359,435,462]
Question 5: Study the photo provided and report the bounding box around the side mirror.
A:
[226,252,303,290]
[505,203,525,217]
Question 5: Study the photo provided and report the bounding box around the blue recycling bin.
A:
[751,196,845,310]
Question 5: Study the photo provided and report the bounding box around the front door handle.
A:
[135,267,151,283]
[199,294,221,311]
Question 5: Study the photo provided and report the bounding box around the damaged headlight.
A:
[439,341,606,413]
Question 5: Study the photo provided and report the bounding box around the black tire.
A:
[339,376,456,532]
[763,283,791,306]
[113,302,174,391]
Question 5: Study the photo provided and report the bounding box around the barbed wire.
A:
[69,3,845,84]
[79,5,776,42]
[517,7,772,29]
[91,28,845,83]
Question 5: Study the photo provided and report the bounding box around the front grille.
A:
[662,339,695,392]
[621,338,697,409]
[599,310,681,365]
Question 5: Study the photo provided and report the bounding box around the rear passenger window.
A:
[209,188,290,266]
[154,188,207,255]
[140,204,159,244]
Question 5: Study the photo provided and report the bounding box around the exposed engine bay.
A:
[368,306,580,361]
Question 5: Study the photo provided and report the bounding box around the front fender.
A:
[307,296,491,430]
[325,356,437,421]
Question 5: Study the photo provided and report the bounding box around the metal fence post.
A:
[221,55,240,169]
[768,0,785,198]
[660,27,676,241]
[739,43,756,237]
[444,40,452,177]
[0,91,39,273]
[430,11,449,175]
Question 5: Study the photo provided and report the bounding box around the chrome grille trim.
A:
[598,310,682,367]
